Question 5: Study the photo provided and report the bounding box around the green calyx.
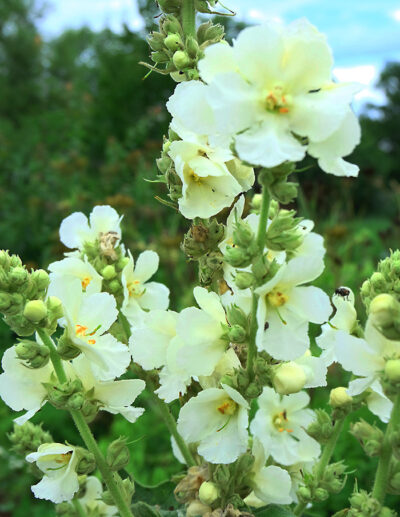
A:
[265,208,305,252]
[361,250,400,311]
[308,409,335,444]
[258,162,298,205]
[106,437,130,472]
[15,339,50,369]
[350,420,384,457]
[8,421,53,457]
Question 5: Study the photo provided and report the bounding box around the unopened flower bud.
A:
[199,481,219,505]
[213,464,230,485]
[245,381,262,399]
[147,31,165,51]
[30,269,50,291]
[297,486,312,502]
[233,221,254,248]
[158,0,182,14]
[58,333,81,360]
[151,50,170,63]
[75,448,96,475]
[224,246,252,268]
[23,300,47,323]
[273,362,307,395]
[186,36,200,59]
[9,266,29,286]
[228,324,246,343]
[308,409,334,444]
[314,488,329,501]
[8,421,53,457]
[172,50,190,70]
[106,437,130,472]
[47,296,63,319]
[385,359,400,382]
[234,271,254,290]
[370,294,400,341]
[350,420,384,457]
[164,33,183,51]
[186,500,211,517]
[370,272,386,291]
[329,387,353,408]
[102,265,117,280]
[160,15,182,35]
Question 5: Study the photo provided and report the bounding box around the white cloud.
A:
[391,9,400,21]
[333,65,386,110]
[247,9,282,23]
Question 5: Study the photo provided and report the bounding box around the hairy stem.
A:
[73,498,88,517]
[294,418,345,516]
[246,186,271,380]
[372,394,400,504]
[181,0,196,39]
[38,328,134,517]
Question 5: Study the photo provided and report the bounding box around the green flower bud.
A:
[0,250,11,268]
[388,471,400,494]
[121,477,135,504]
[8,421,53,457]
[273,362,307,395]
[147,31,165,51]
[16,340,50,368]
[198,22,224,44]
[307,409,334,444]
[213,464,230,485]
[350,420,384,457]
[106,437,130,472]
[46,378,83,409]
[228,324,247,344]
[266,209,304,251]
[234,271,255,290]
[297,486,312,503]
[385,359,400,382]
[160,15,182,36]
[9,266,29,286]
[199,481,220,505]
[224,246,252,268]
[329,387,353,408]
[108,279,122,293]
[80,399,100,423]
[158,0,182,14]
[186,36,200,59]
[67,392,85,411]
[172,50,191,69]
[245,381,262,399]
[57,333,81,360]
[314,488,329,501]
[75,448,96,475]
[102,264,117,280]
[116,256,130,271]
[379,508,397,517]
[236,369,250,391]
[232,221,254,249]
[47,296,63,319]
[55,502,74,516]
[371,272,386,291]
[151,50,170,64]
[350,490,381,514]
[0,292,12,311]
[226,304,248,329]
[271,180,299,205]
[30,269,50,292]
[23,300,47,323]
[164,33,183,51]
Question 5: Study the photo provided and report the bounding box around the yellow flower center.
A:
[273,410,293,434]
[189,168,202,183]
[75,324,98,345]
[265,85,291,114]
[81,276,91,290]
[217,398,237,416]
[127,279,145,298]
[55,452,72,464]
[267,288,289,307]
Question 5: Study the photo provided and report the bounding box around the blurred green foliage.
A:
[0,0,399,515]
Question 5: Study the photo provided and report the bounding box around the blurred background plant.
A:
[0,0,399,515]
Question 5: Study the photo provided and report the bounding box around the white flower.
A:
[79,477,118,516]
[177,287,228,377]
[26,443,80,503]
[294,351,328,389]
[49,256,102,295]
[244,438,293,507]
[121,251,169,326]
[177,384,249,464]
[0,345,53,424]
[334,318,398,422]
[197,20,360,174]
[60,205,122,251]
[250,387,320,466]
[255,255,331,360]
[198,348,241,390]
[317,287,357,365]
[71,356,145,423]
[130,310,192,402]
[49,278,130,381]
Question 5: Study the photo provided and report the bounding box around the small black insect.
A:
[264,322,269,331]
[335,287,350,300]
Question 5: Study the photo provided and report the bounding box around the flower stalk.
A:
[181,0,196,39]
[371,394,400,504]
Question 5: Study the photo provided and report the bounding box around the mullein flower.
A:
[177,384,249,464]
[49,278,130,380]
[59,205,122,252]
[26,443,80,503]
[121,251,170,326]
[79,476,118,516]
[49,256,102,294]
[250,387,320,466]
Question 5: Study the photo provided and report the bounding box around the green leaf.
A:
[133,480,182,512]
[254,504,296,517]
[131,501,161,517]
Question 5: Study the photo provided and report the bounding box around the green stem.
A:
[181,0,196,38]
[38,328,134,517]
[73,498,87,517]
[37,328,67,383]
[372,394,400,504]
[294,418,345,517]
[246,186,271,380]
[256,186,271,251]
[70,410,134,517]
[146,380,197,467]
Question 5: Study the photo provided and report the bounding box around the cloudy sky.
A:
[38,0,400,109]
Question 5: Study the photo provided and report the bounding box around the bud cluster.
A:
[45,378,100,422]
[361,250,400,310]
[147,9,225,82]
[337,490,396,517]
[297,461,348,504]
[8,422,53,457]
[0,251,62,336]
[307,409,335,444]
[182,218,225,286]
[350,420,384,457]
[265,209,304,252]
[258,162,298,205]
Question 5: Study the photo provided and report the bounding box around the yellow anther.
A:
[81,276,91,290]
[217,399,237,416]
[267,288,289,307]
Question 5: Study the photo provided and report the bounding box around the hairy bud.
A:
[329,387,353,409]
[23,300,47,323]
[106,437,130,471]
[273,362,307,395]
[199,481,220,505]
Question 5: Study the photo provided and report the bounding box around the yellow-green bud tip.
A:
[329,387,353,408]
[385,359,400,383]
[23,300,47,323]
[273,362,307,395]
[198,481,219,505]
